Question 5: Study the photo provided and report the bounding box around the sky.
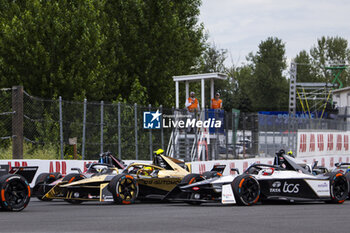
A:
[199,0,350,67]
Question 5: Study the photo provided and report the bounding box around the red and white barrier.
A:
[297,130,350,157]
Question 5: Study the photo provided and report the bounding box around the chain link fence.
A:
[0,87,348,161]
[0,88,12,144]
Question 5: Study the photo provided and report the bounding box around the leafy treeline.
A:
[1,0,350,112]
[0,0,205,106]
[211,36,350,112]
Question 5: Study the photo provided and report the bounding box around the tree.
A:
[0,0,206,107]
[247,37,288,111]
[0,0,114,101]
[310,36,350,86]
[294,50,319,83]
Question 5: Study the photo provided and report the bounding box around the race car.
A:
[0,164,38,211]
[165,150,348,206]
[331,162,350,198]
[43,149,191,204]
[33,152,126,200]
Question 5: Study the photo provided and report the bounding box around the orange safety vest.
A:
[187,98,198,111]
[211,98,222,109]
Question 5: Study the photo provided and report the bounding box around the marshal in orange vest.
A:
[187,97,199,112]
[211,98,222,109]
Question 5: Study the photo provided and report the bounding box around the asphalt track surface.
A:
[1,199,350,233]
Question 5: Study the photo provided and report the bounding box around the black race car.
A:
[0,164,38,211]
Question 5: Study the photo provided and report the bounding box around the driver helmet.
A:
[278,149,285,155]
[287,150,295,158]
[143,166,153,176]
[154,149,164,155]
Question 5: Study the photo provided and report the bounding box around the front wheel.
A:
[232,174,260,206]
[62,173,86,204]
[108,174,138,204]
[0,174,31,211]
[327,173,348,204]
[181,174,204,205]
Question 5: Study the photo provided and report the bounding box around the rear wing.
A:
[210,165,226,174]
[335,163,350,167]
[9,166,38,183]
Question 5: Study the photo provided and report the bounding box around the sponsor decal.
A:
[272,181,281,187]
[142,180,179,185]
[283,182,300,193]
[317,134,324,152]
[299,134,307,153]
[309,134,315,152]
[318,182,328,188]
[269,181,282,192]
[270,181,300,194]
[336,134,342,151]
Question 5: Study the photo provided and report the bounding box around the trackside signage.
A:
[297,130,350,157]
[143,109,222,129]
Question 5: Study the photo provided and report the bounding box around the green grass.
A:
[0,142,59,160]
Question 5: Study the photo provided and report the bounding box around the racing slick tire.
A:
[202,171,222,179]
[232,174,260,206]
[180,174,204,205]
[62,173,86,204]
[345,172,350,199]
[180,173,204,185]
[34,172,62,201]
[0,174,31,211]
[327,172,348,204]
[108,174,138,204]
[62,173,85,183]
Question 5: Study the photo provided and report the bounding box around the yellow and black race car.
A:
[43,149,190,204]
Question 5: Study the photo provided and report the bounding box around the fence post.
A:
[232,112,236,158]
[251,113,260,155]
[149,104,153,160]
[172,107,175,158]
[59,96,64,160]
[225,111,229,160]
[135,103,138,160]
[82,98,87,160]
[118,102,121,160]
[100,101,104,154]
[12,86,23,159]
[242,113,246,158]
[160,105,164,150]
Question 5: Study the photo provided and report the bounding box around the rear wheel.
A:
[108,174,138,204]
[180,173,203,185]
[0,174,31,211]
[232,174,260,206]
[62,173,85,183]
[328,173,348,204]
[345,173,350,200]
[202,171,222,179]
